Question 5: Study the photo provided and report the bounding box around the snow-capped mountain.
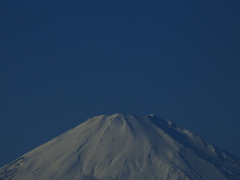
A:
[1,113,240,180]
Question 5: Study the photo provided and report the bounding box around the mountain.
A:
[1,113,240,180]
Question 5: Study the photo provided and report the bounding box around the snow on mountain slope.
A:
[1,113,240,180]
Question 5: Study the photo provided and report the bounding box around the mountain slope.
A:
[1,113,240,180]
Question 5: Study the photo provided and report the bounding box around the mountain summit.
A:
[1,113,240,180]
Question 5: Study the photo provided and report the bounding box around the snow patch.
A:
[1,113,240,180]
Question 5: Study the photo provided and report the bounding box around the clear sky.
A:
[1,1,240,167]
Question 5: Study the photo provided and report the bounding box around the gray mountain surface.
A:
[1,113,240,180]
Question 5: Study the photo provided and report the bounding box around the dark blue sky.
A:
[1,1,240,167]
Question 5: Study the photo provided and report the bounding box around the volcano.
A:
[1,113,240,180]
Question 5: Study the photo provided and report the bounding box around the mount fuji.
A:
[1,113,240,180]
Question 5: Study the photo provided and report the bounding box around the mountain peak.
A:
[1,113,240,180]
